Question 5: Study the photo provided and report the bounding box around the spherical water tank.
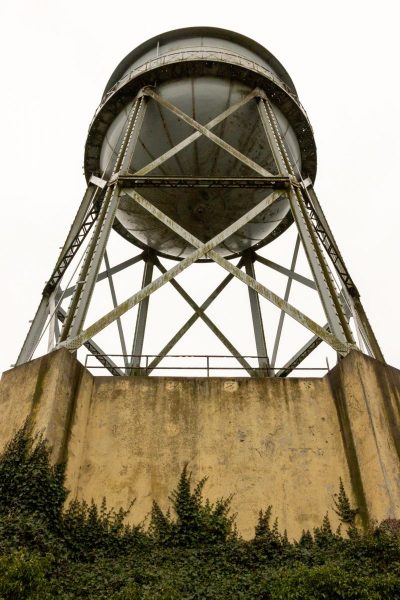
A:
[85,27,316,260]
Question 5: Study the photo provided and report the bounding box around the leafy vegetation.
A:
[0,422,399,599]
[149,464,234,547]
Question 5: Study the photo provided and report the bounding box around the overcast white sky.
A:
[0,0,399,375]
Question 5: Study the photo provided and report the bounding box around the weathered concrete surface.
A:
[1,349,399,538]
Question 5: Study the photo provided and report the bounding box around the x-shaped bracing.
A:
[56,85,357,365]
[58,188,356,357]
[109,87,275,181]
[58,189,280,348]
[139,88,274,178]
[152,256,258,377]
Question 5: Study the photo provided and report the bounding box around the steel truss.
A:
[16,84,383,376]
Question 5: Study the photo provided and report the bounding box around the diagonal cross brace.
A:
[270,235,301,368]
[57,307,124,376]
[146,267,241,374]
[63,253,145,298]
[254,253,316,290]
[124,190,357,357]
[58,190,281,350]
[132,90,260,177]
[143,88,274,178]
[153,257,257,377]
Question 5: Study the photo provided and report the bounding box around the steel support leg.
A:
[302,182,358,295]
[59,183,121,340]
[304,183,384,361]
[16,181,102,365]
[242,250,271,375]
[351,296,384,361]
[60,96,146,342]
[47,181,101,293]
[47,290,60,352]
[258,98,354,346]
[16,297,50,364]
[129,253,154,374]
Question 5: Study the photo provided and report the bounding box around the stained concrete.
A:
[1,349,399,538]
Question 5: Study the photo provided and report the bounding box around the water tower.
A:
[16,27,383,375]
[4,28,400,538]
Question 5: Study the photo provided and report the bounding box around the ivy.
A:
[333,478,359,529]
[0,551,53,600]
[62,497,144,561]
[0,423,400,598]
[0,421,66,528]
[149,464,235,546]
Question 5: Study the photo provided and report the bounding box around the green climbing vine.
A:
[0,422,399,599]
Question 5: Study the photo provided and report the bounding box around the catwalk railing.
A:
[84,354,330,378]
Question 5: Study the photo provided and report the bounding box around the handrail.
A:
[89,47,308,130]
[84,353,329,377]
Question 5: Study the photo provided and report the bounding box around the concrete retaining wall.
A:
[1,349,399,538]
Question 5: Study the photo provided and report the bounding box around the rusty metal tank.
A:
[85,27,316,260]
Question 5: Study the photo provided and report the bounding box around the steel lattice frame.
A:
[16,85,384,376]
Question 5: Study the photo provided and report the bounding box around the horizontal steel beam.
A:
[117,176,291,189]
